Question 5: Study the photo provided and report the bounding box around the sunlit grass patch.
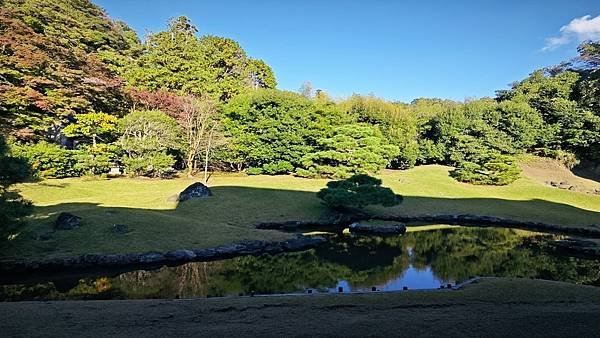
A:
[3,165,599,261]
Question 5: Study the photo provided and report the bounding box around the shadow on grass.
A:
[392,196,600,226]
[573,161,600,184]
[2,185,598,261]
[22,185,600,231]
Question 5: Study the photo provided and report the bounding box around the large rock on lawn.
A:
[55,212,82,230]
[178,182,212,202]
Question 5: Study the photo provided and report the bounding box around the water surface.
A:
[1,227,599,301]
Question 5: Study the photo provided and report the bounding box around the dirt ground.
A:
[2,278,600,337]
[520,157,600,195]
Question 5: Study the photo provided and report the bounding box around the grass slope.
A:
[2,278,600,336]
[376,165,600,226]
[2,165,599,260]
[519,155,600,194]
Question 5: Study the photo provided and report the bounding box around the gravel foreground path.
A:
[2,278,600,337]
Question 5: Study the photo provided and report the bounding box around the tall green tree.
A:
[557,41,600,115]
[220,89,320,173]
[124,16,276,102]
[297,124,399,178]
[418,101,516,166]
[341,95,419,169]
[119,110,183,177]
[494,100,544,150]
[498,68,600,162]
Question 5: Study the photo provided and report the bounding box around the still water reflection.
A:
[1,227,599,301]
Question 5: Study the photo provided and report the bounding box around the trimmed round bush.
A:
[451,153,521,186]
[317,174,402,210]
[246,167,263,175]
[122,152,176,178]
[262,161,294,175]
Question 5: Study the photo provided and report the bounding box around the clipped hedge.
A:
[451,153,521,186]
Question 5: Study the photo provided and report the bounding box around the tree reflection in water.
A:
[2,227,599,301]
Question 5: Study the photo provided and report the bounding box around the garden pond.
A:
[1,226,599,301]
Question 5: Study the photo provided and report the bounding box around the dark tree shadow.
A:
[2,185,599,266]
[573,161,600,183]
[384,195,600,228]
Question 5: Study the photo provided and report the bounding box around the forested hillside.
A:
[1,0,599,233]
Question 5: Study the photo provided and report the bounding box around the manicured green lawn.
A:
[2,165,599,260]
[376,165,600,226]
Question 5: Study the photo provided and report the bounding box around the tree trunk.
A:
[186,152,195,177]
[203,130,213,184]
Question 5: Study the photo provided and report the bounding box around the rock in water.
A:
[55,212,82,230]
[178,182,212,202]
[348,222,407,235]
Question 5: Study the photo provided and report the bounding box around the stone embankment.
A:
[0,235,326,274]
[254,214,600,238]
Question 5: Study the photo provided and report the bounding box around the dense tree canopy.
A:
[62,112,118,147]
[0,0,599,188]
[497,67,600,163]
[0,0,139,139]
[119,110,183,177]
[123,16,276,102]
[220,89,322,173]
[341,95,419,169]
[451,152,521,185]
[298,124,399,178]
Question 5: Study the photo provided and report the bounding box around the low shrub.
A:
[261,161,294,175]
[317,174,401,210]
[0,191,32,232]
[295,167,317,178]
[451,153,521,185]
[246,167,263,175]
[0,136,32,238]
[246,161,295,175]
[122,152,176,178]
[73,144,120,176]
[12,142,81,178]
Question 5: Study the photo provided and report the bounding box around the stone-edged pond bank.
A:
[0,235,326,275]
[3,213,600,275]
[253,213,600,258]
[253,213,600,238]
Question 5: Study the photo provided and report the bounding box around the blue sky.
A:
[96,0,600,103]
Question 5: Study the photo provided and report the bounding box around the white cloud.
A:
[543,15,600,51]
